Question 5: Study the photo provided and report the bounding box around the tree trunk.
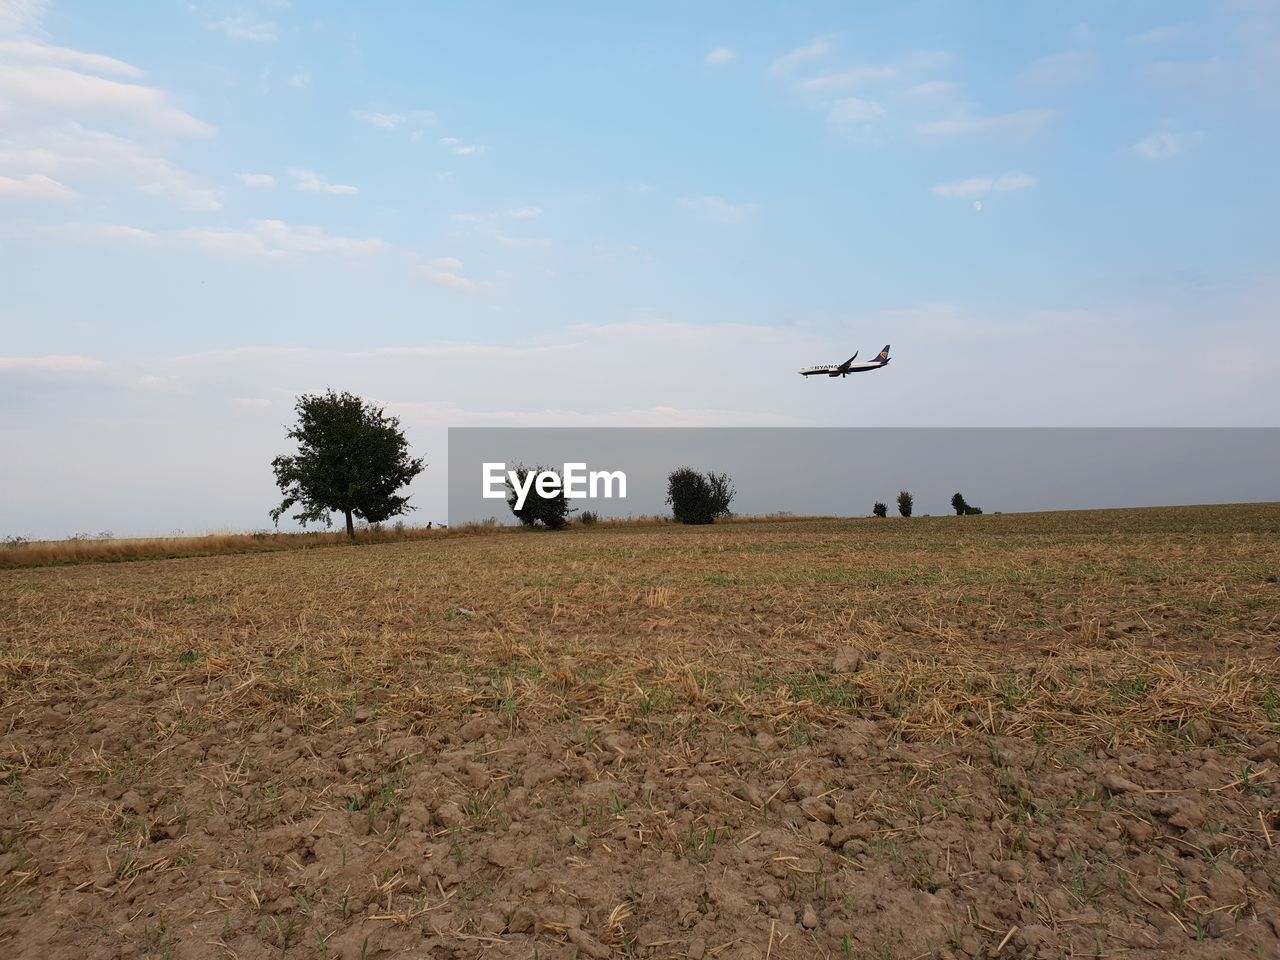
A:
[345,509,354,540]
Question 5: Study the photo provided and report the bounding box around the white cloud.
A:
[904,80,955,98]
[827,97,885,124]
[679,194,758,224]
[932,171,1037,199]
[705,47,735,65]
[1128,23,1192,45]
[206,15,277,43]
[44,221,156,242]
[0,64,215,137]
[1019,50,1098,86]
[795,65,896,93]
[0,128,222,211]
[415,256,483,292]
[286,70,309,90]
[451,205,541,225]
[0,353,107,375]
[176,220,388,259]
[0,0,47,38]
[0,171,74,200]
[770,36,833,76]
[0,40,143,77]
[1131,130,1201,160]
[916,108,1053,139]
[355,109,435,130]
[237,172,275,187]
[288,167,359,196]
[439,136,483,157]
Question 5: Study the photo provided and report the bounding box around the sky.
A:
[2,0,1278,538]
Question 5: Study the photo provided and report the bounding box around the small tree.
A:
[873,502,887,518]
[951,492,969,516]
[897,490,913,518]
[667,467,735,524]
[506,464,572,530]
[271,390,425,539]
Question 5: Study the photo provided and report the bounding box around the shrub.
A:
[579,510,599,526]
[897,490,913,518]
[966,506,984,515]
[667,467,735,525]
[506,464,572,530]
[872,502,887,518]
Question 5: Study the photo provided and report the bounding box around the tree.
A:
[897,490,913,518]
[873,502,887,518]
[270,390,425,539]
[506,464,573,530]
[951,492,969,516]
[667,467,735,524]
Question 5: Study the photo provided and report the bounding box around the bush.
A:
[579,510,599,526]
[951,492,969,516]
[506,464,572,530]
[667,467,735,525]
[897,490,913,518]
[872,502,887,518]
[966,506,983,515]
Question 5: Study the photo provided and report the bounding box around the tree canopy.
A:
[506,464,573,530]
[270,390,425,538]
[667,467,735,525]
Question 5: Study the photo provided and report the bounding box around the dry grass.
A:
[3,503,1279,958]
[4,503,1278,746]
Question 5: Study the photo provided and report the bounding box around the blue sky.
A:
[2,1,1278,537]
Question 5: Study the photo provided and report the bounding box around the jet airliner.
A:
[798,345,891,378]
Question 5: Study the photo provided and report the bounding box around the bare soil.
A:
[2,506,1279,958]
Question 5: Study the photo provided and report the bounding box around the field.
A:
[3,505,1279,960]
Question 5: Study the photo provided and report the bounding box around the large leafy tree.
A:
[270,390,425,539]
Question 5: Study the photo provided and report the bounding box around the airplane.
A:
[798,345,891,378]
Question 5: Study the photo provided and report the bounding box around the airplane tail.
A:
[876,344,891,363]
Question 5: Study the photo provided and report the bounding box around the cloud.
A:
[0,40,143,77]
[904,80,955,98]
[1128,23,1193,45]
[439,136,483,157]
[355,109,435,131]
[206,15,277,43]
[451,205,542,225]
[1019,50,1098,86]
[769,36,832,76]
[916,108,1053,139]
[0,128,222,210]
[0,354,106,375]
[176,220,388,259]
[0,171,74,200]
[679,194,758,224]
[0,63,215,137]
[415,256,483,292]
[286,70,309,90]
[795,65,896,93]
[237,172,275,187]
[932,171,1036,199]
[705,47,735,65]
[0,0,47,38]
[1131,131,1201,160]
[43,221,156,242]
[827,97,885,124]
[288,168,359,196]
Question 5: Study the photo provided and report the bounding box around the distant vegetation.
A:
[667,467,735,525]
[579,510,599,526]
[270,390,424,539]
[872,502,887,518]
[505,464,573,530]
[951,492,984,515]
[897,490,914,517]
